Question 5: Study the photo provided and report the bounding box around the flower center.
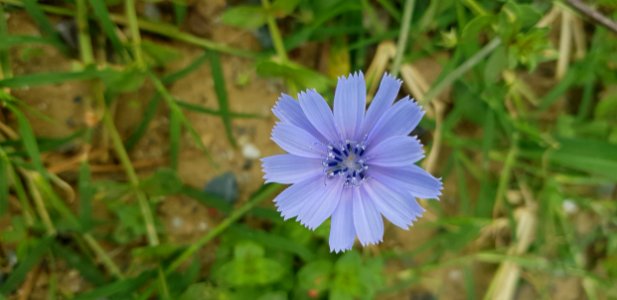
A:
[323,141,368,186]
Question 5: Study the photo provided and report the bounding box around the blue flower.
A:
[261,72,442,252]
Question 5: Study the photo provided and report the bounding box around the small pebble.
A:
[242,143,261,159]
[562,199,578,215]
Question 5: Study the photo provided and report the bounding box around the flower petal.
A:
[261,154,323,184]
[366,97,424,147]
[329,190,356,253]
[274,175,323,220]
[362,178,425,229]
[271,122,326,158]
[298,89,341,142]
[334,72,366,141]
[272,94,327,142]
[369,165,442,199]
[362,73,401,136]
[297,177,344,230]
[365,135,424,167]
[353,188,384,246]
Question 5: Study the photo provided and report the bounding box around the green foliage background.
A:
[1,0,616,299]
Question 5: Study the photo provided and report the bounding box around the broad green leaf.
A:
[256,58,332,92]
[142,40,182,67]
[298,260,332,293]
[483,44,507,83]
[271,0,300,17]
[595,93,617,121]
[216,241,286,287]
[139,168,183,196]
[220,5,267,30]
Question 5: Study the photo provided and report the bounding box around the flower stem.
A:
[390,0,415,77]
[125,0,145,68]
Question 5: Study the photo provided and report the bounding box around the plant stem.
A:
[83,234,124,278]
[423,37,501,104]
[27,175,56,236]
[100,101,159,246]
[125,0,145,68]
[462,0,489,16]
[390,0,415,76]
[261,0,288,62]
[76,0,94,65]
[0,3,12,79]
[492,133,519,217]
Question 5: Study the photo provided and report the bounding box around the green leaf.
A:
[256,58,332,92]
[228,225,314,261]
[139,168,183,196]
[132,244,181,264]
[0,35,54,50]
[169,107,182,170]
[179,283,220,300]
[331,252,363,297]
[521,137,617,181]
[216,241,286,287]
[208,51,237,147]
[220,5,267,30]
[51,243,107,286]
[595,93,617,121]
[142,40,182,67]
[298,260,332,293]
[89,0,125,55]
[74,271,155,300]
[0,238,52,295]
[271,0,300,17]
[0,151,8,215]
[257,291,287,300]
[0,68,114,88]
[483,44,507,83]
[78,161,95,230]
[101,67,147,94]
[22,0,67,53]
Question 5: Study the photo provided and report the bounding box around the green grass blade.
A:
[89,0,125,56]
[0,3,11,77]
[0,35,54,50]
[22,0,67,53]
[176,100,264,119]
[125,95,162,151]
[0,150,8,215]
[0,68,113,88]
[78,161,94,230]
[74,270,156,300]
[169,107,181,170]
[207,51,236,147]
[51,242,107,285]
[0,237,52,295]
